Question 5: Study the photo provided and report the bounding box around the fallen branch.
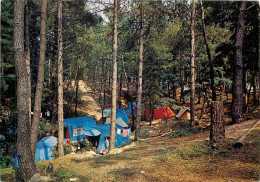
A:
[233,119,260,148]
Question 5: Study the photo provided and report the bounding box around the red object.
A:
[66,127,70,139]
[145,106,175,119]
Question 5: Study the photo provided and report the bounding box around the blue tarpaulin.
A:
[13,137,68,166]
[35,136,58,162]
[93,124,130,153]
[83,128,101,136]
[125,102,136,116]
[102,109,130,125]
[62,117,97,140]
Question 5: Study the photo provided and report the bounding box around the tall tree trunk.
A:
[0,0,1,103]
[119,72,123,108]
[57,0,64,156]
[190,0,196,126]
[74,65,80,117]
[30,0,48,160]
[200,0,216,101]
[14,0,37,180]
[25,0,32,126]
[210,101,225,147]
[48,58,51,86]
[109,0,118,153]
[135,0,144,140]
[232,1,246,124]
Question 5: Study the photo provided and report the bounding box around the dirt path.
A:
[73,82,102,120]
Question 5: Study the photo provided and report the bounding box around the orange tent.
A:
[145,106,175,120]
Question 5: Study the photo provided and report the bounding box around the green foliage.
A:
[171,141,213,160]
[0,151,11,169]
[158,153,169,162]
[53,168,72,180]
[138,130,149,139]
[169,127,200,138]
[38,118,51,138]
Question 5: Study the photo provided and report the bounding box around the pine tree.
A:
[135,0,144,140]
[57,0,64,156]
[232,1,246,124]
[190,0,196,126]
[109,0,118,153]
[30,0,48,160]
[14,0,37,180]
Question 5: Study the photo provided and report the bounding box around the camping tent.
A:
[35,136,58,162]
[105,117,128,128]
[125,102,136,116]
[176,107,191,120]
[93,124,130,153]
[62,116,97,140]
[145,106,175,120]
[102,109,129,125]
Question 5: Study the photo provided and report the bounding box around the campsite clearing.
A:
[2,118,259,182]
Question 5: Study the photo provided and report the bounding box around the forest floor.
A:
[1,117,259,182]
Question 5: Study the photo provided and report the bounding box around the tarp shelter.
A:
[125,102,136,116]
[35,136,58,162]
[13,136,64,165]
[176,107,190,120]
[102,109,129,125]
[145,106,175,120]
[105,117,128,128]
[62,116,97,140]
[93,124,130,153]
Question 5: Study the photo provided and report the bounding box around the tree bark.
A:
[210,101,225,147]
[30,0,48,160]
[0,0,2,103]
[232,1,246,124]
[200,0,216,101]
[57,0,64,156]
[48,58,51,86]
[135,0,144,140]
[190,0,196,126]
[109,0,118,153]
[74,65,80,117]
[25,0,31,126]
[14,0,37,180]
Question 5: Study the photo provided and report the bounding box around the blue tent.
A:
[62,116,97,140]
[35,136,58,162]
[102,109,129,125]
[125,102,136,116]
[93,124,130,153]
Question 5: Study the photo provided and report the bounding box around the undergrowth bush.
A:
[169,127,200,138]
[53,168,72,180]
[54,143,72,158]
[158,153,169,162]
[172,141,212,159]
[138,130,149,139]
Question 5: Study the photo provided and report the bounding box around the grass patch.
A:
[169,127,200,138]
[0,167,15,182]
[138,129,149,139]
[158,153,169,162]
[171,141,213,159]
[88,156,117,168]
[108,167,137,181]
[53,167,90,181]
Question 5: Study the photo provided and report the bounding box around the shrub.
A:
[169,127,200,138]
[158,153,169,162]
[138,130,149,139]
[172,141,213,159]
[53,168,72,180]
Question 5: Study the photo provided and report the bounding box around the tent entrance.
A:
[87,135,100,148]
